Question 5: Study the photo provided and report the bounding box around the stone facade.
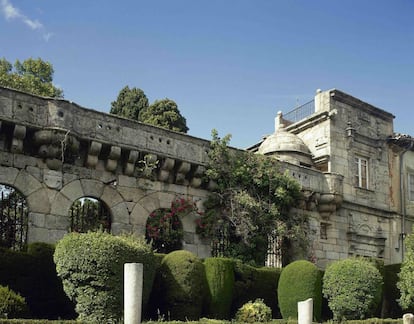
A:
[0,86,413,267]
[0,86,212,257]
[251,88,414,267]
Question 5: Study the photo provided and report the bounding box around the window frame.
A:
[354,155,369,189]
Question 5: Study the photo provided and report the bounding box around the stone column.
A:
[403,313,414,324]
[298,298,313,324]
[124,263,143,324]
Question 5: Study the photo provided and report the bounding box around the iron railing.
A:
[283,100,315,124]
[0,185,28,250]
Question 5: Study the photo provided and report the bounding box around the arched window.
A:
[69,197,111,233]
[0,184,28,250]
[145,208,183,254]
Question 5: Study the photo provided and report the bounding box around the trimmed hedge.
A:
[232,261,281,318]
[382,264,403,318]
[0,245,75,319]
[277,260,322,321]
[323,258,383,321]
[155,250,207,320]
[54,232,156,323]
[204,258,235,319]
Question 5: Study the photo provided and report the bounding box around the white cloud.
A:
[1,0,51,40]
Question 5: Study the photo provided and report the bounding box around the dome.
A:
[258,112,313,167]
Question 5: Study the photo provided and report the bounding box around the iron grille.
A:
[283,100,315,124]
[0,185,28,250]
[70,198,111,233]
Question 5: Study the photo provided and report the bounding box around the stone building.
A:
[0,86,413,267]
[250,88,414,267]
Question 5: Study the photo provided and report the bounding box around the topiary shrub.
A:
[382,263,403,318]
[255,267,282,319]
[323,257,383,321]
[26,243,76,319]
[54,232,156,323]
[204,257,234,319]
[0,285,29,319]
[231,260,281,319]
[235,298,272,323]
[156,250,207,320]
[277,260,322,321]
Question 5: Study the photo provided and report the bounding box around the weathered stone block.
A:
[28,212,46,228]
[101,186,123,208]
[61,180,83,201]
[111,202,130,224]
[111,222,132,235]
[14,170,42,196]
[0,165,19,185]
[27,189,51,214]
[80,179,104,198]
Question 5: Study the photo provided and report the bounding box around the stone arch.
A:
[50,180,130,235]
[0,166,50,214]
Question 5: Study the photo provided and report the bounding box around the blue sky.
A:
[1,1,413,148]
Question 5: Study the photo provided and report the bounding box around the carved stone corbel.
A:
[86,141,102,168]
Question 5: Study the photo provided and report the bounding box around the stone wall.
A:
[0,87,212,257]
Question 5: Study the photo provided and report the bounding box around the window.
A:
[355,156,369,189]
[409,173,414,201]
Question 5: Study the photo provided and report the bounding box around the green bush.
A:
[0,245,75,320]
[382,263,403,318]
[277,260,322,321]
[231,261,281,318]
[0,285,29,319]
[204,258,234,319]
[235,298,272,323]
[398,229,414,312]
[156,250,207,320]
[323,257,383,321]
[54,232,156,323]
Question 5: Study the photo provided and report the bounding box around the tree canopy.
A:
[140,98,189,133]
[0,57,63,98]
[110,86,149,121]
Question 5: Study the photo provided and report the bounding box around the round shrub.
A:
[204,257,234,319]
[0,285,29,319]
[235,298,272,323]
[277,260,322,321]
[323,257,383,321]
[54,232,156,323]
[156,250,207,320]
[398,229,414,312]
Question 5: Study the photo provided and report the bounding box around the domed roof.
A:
[258,129,311,156]
[258,112,313,166]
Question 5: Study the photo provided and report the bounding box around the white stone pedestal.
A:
[403,313,414,324]
[124,263,143,324]
[298,298,313,324]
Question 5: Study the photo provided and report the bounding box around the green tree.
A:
[140,98,189,133]
[0,57,63,98]
[110,86,149,121]
[196,130,303,266]
[398,227,414,311]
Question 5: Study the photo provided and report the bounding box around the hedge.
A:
[155,250,207,320]
[204,258,234,319]
[54,232,156,323]
[277,260,322,321]
[0,245,75,320]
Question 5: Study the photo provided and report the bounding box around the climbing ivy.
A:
[196,130,305,266]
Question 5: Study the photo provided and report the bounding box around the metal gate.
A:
[0,185,28,250]
[70,197,111,233]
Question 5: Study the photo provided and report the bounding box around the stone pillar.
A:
[403,313,414,324]
[298,298,313,324]
[124,263,143,324]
